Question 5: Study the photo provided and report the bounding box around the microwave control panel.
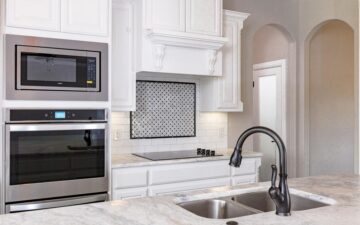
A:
[7,109,106,122]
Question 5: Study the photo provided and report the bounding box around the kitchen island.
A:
[0,175,359,225]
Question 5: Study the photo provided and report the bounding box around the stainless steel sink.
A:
[178,190,331,219]
[178,199,260,219]
[231,191,330,212]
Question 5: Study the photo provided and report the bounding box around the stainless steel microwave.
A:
[5,35,108,101]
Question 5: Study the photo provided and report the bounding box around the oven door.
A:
[5,123,108,203]
[16,45,100,92]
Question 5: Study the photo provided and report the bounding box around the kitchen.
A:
[0,0,359,224]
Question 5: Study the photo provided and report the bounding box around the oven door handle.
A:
[7,193,108,213]
[8,123,107,132]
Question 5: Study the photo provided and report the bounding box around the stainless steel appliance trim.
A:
[5,34,108,101]
[5,123,109,203]
[6,193,107,213]
[16,46,100,92]
[8,123,107,132]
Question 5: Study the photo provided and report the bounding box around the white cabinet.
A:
[6,0,60,31]
[144,0,186,32]
[112,0,136,111]
[200,10,249,112]
[111,157,261,200]
[148,178,230,196]
[185,0,222,36]
[135,0,226,76]
[5,0,110,39]
[61,0,109,36]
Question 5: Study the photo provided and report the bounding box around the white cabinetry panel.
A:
[185,0,222,36]
[144,0,186,31]
[112,0,136,111]
[113,168,147,189]
[231,175,257,186]
[61,0,109,36]
[148,178,230,196]
[6,0,60,31]
[148,161,230,185]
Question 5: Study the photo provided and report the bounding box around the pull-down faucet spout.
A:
[229,126,291,216]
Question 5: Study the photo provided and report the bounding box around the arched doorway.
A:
[306,20,355,176]
[252,24,296,181]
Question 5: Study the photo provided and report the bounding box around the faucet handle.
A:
[271,164,277,188]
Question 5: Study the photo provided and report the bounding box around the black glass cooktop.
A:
[133,150,222,161]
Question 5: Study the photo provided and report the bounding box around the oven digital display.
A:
[54,111,66,119]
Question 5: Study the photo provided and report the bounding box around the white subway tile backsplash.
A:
[111,111,228,154]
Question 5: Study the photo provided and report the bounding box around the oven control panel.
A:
[7,109,106,122]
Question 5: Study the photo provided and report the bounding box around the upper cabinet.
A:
[136,0,227,76]
[185,0,222,36]
[5,0,110,41]
[199,10,249,112]
[144,0,186,32]
[6,0,61,31]
[61,0,109,36]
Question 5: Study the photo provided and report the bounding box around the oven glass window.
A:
[19,51,98,90]
[10,129,105,185]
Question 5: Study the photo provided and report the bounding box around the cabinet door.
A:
[112,0,136,111]
[185,0,222,36]
[61,0,109,36]
[217,16,240,110]
[6,0,60,31]
[144,0,186,31]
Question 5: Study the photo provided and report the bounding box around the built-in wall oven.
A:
[4,109,108,213]
[5,34,108,101]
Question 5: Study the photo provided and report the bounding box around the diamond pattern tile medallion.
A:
[130,81,196,139]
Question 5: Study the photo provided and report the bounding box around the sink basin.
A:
[178,190,332,219]
[231,191,330,212]
[178,199,260,219]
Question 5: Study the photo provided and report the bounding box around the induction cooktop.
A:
[133,149,223,161]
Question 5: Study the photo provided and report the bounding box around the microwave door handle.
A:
[8,123,107,132]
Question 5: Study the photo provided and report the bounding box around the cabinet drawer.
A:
[231,158,258,176]
[231,175,256,186]
[148,178,230,196]
[112,168,148,189]
[149,161,230,185]
[113,187,148,200]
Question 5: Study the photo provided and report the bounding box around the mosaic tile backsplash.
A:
[130,81,196,139]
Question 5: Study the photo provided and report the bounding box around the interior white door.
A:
[253,60,286,182]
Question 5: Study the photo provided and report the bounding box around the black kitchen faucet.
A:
[229,126,291,216]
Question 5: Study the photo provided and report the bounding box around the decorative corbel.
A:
[208,49,217,74]
[153,44,166,71]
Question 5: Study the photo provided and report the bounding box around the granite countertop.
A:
[1,175,360,225]
[111,149,262,168]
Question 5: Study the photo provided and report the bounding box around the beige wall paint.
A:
[224,0,298,177]
[309,21,355,176]
[297,0,359,176]
[225,0,359,177]
[252,25,289,64]
[223,0,298,149]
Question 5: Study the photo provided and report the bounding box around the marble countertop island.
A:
[1,175,360,225]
